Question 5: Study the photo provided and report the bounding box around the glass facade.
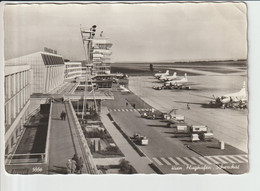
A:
[5,52,65,93]
[4,65,32,155]
[64,62,83,80]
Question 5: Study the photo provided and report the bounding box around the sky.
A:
[4,2,247,62]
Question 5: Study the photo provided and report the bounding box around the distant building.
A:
[5,51,65,93]
[91,38,112,75]
[4,64,32,155]
[64,62,83,80]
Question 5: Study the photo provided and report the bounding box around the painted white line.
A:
[212,156,228,164]
[129,109,133,112]
[220,156,237,164]
[241,155,248,160]
[236,155,248,163]
[175,157,189,165]
[160,157,172,165]
[168,157,180,165]
[113,109,117,112]
[136,109,140,111]
[152,157,163,166]
[191,157,204,165]
[205,156,219,164]
[121,109,125,112]
[199,157,212,165]
[183,157,197,165]
[228,155,244,163]
[117,109,121,112]
[125,109,129,112]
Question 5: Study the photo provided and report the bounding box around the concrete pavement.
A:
[100,107,155,174]
[47,102,88,174]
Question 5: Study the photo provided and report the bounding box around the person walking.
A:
[66,159,72,174]
[60,111,64,120]
[187,103,190,110]
[72,154,78,173]
[71,159,76,174]
[63,111,67,120]
[77,157,84,174]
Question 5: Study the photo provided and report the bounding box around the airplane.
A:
[159,72,177,82]
[119,85,130,93]
[211,81,247,109]
[154,70,169,79]
[164,73,190,89]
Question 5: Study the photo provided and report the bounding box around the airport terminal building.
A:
[5,51,65,94]
[4,64,32,155]
[64,61,83,80]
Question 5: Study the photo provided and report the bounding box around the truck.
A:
[171,125,214,142]
[132,133,149,146]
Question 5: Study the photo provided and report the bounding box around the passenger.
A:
[77,157,84,174]
[66,159,72,174]
[72,154,79,163]
[60,111,64,120]
[63,111,67,120]
[187,103,190,110]
[71,159,77,174]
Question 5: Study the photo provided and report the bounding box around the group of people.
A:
[66,154,84,174]
[60,110,67,120]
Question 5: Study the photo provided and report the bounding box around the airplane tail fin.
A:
[184,73,187,79]
[166,70,169,74]
[173,72,176,77]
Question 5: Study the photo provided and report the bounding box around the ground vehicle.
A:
[141,111,165,119]
[171,125,214,142]
[132,133,149,145]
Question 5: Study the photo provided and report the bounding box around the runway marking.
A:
[191,157,204,165]
[109,108,152,112]
[183,157,197,165]
[236,155,248,163]
[212,156,228,164]
[175,157,189,165]
[152,155,248,167]
[228,155,244,163]
[153,157,163,166]
[160,157,172,165]
[199,157,212,165]
[168,157,180,165]
[220,156,236,164]
[205,156,219,164]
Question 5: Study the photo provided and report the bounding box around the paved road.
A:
[129,73,248,153]
[100,108,155,174]
[103,93,227,174]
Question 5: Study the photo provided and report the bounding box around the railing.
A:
[5,153,46,164]
[44,101,53,165]
[68,100,98,174]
